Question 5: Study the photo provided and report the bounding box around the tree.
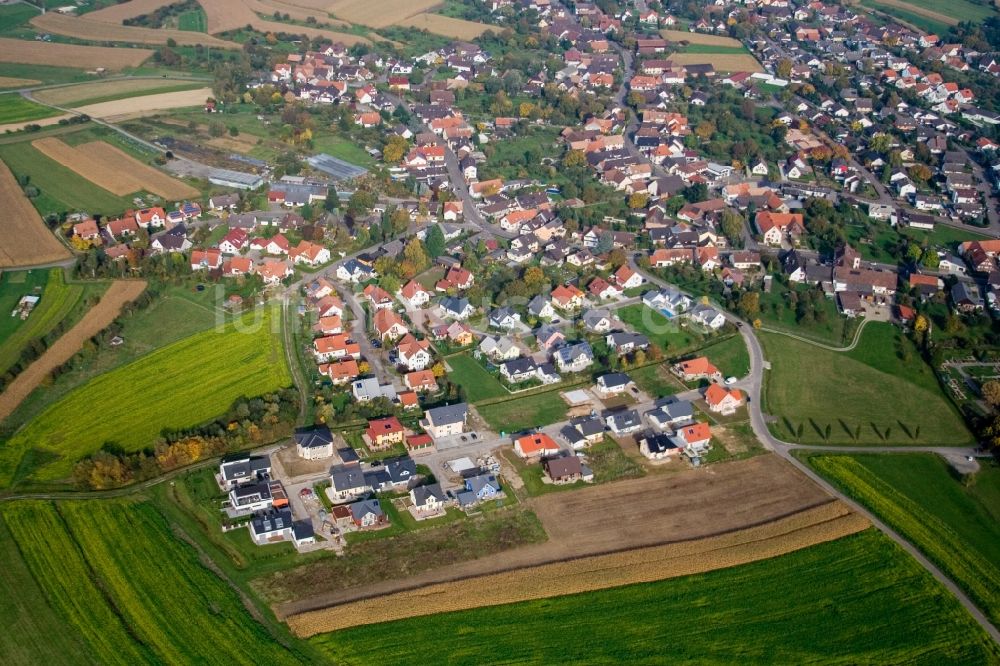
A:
[694,120,715,141]
[595,231,614,254]
[523,266,546,289]
[627,192,649,209]
[908,163,932,183]
[721,209,744,247]
[431,362,446,378]
[208,121,225,137]
[403,238,429,273]
[425,224,445,258]
[738,291,760,319]
[776,58,792,79]
[382,135,408,163]
[982,381,1000,408]
[563,149,586,168]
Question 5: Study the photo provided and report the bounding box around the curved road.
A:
[630,255,1000,642]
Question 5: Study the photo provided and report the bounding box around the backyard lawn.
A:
[618,304,702,354]
[760,325,972,446]
[700,335,750,378]
[476,390,568,433]
[630,362,682,398]
[445,353,507,403]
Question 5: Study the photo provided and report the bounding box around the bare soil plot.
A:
[196,0,370,44]
[288,501,868,634]
[86,0,177,23]
[83,141,200,200]
[0,114,72,134]
[0,280,146,420]
[394,12,490,39]
[0,77,39,89]
[30,12,238,48]
[0,37,153,70]
[274,454,831,617]
[34,78,200,106]
[669,52,763,72]
[246,0,352,28]
[207,135,260,152]
[32,137,141,196]
[660,29,744,46]
[72,87,213,120]
[328,0,440,28]
[0,159,70,268]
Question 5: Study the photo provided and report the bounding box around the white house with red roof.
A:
[219,228,249,254]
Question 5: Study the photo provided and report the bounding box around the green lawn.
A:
[446,353,507,402]
[310,133,374,167]
[700,334,750,378]
[0,94,61,124]
[476,389,568,433]
[760,325,972,446]
[312,529,1000,664]
[0,307,291,486]
[0,499,302,664]
[630,362,682,398]
[805,453,1000,627]
[681,43,749,54]
[0,140,133,217]
[177,8,207,32]
[758,284,852,345]
[618,304,703,354]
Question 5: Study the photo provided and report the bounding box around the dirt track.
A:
[0,159,70,268]
[0,281,146,421]
[273,454,831,618]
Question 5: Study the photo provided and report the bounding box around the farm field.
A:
[476,389,567,432]
[660,29,745,46]
[33,77,206,106]
[0,3,36,33]
[0,158,71,267]
[196,0,370,44]
[0,139,134,217]
[668,52,763,73]
[271,455,829,616]
[0,94,60,124]
[444,352,507,402]
[618,303,703,353]
[804,453,1000,626]
[291,501,868,634]
[391,13,489,40]
[0,269,104,376]
[0,280,145,424]
[0,499,303,664]
[312,529,1000,664]
[0,37,153,70]
[0,306,290,487]
[86,0,182,23]
[30,11,238,48]
[0,75,38,88]
[760,326,972,445]
[73,86,213,119]
[329,0,441,28]
[86,140,199,198]
[177,8,207,31]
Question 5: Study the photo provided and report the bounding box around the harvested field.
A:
[0,76,39,88]
[660,29,744,46]
[668,52,763,72]
[0,159,70,268]
[867,0,958,25]
[82,142,200,200]
[0,37,153,70]
[0,280,146,422]
[30,12,238,48]
[245,0,352,28]
[73,86,213,120]
[328,0,440,28]
[289,501,868,634]
[86,0,177,23]
[0,114,72,134]
[196,0,370,44]
[34,78,204,106]
[273,454,830,616]
[394,13,490,40]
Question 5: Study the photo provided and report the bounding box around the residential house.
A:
[555,341,595,373]
[513,432,560,459]
[673,356,721,382]
[294,425,334,460]
[421,403,468,438]
[704,384,744,415]
[366,416,406,450]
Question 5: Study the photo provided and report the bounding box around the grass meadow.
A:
[805,453,1000,626]
[0,94,61,124]
[311,529,1000,664]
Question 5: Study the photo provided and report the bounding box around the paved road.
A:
[628,256,1000,643]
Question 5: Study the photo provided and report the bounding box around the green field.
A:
[63,82,205,108]
[0,307,291,486]
[177,8,207,32]
[477,389,568,433]
[0,269,48,346]
[700,334,750,378]
[445,352,507,402]
[760,323,971,446]
[0,499,301,664]
[681,43,749,54]
[805,453,1000,626]
[0,63,95,86]
[618,304,703,353]
[312,529,1000,664]
[0,269,104,376]
[0,140,133,217]
[859,0,951,34]
[0,94,60,124]
[630,362,682,397]
[0,4,37,34]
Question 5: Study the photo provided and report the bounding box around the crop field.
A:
[33,137,199,200]
[0,269,103,375]
[394,13,489,40]
[660,29,745,47]
[178,8,207,31]
[312,529,1000,664]
[0,158,70,267]
[30,12,238,48]
[0,140,133,217]
[328,0,440,27]
[1,500,302,664]
[806,453,1000,626]
[242,0,352,28]
[0,37,154,70]
[668,52,763,73]
[476,389,567,432]
[760,328,972,446]
[444,353,506,402]
[273,455,830,616]
[876,0,995,25]
[289,501,869,634]
[0,75,38,88]
[0,280,145,425]
[197,0,370,45]
[0,95,60,124]
[0,306,290,486]
[34,78,205,106]
[73,86,213,119]
[86,0,179,23]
